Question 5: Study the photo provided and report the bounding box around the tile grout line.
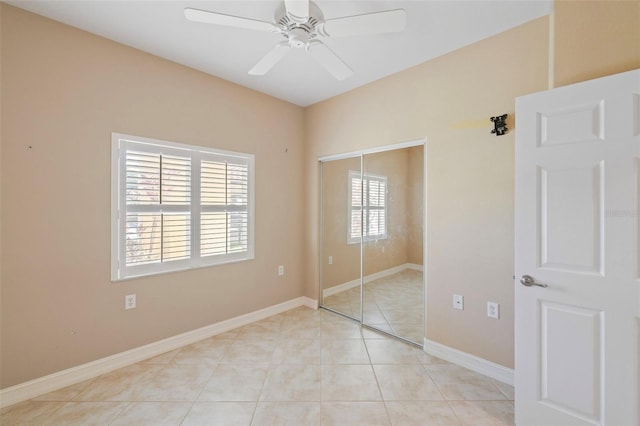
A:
[179,359,223,426]
[249,333,278,426]
[171,331,238,425]
[361,335,394,426]
[421,362,514,425]
[420,366,465,426]
[107,401,134,426]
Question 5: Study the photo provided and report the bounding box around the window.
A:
[111,133,254,281]
[348,170,387,244]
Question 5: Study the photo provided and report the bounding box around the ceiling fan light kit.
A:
[184,0,406,80]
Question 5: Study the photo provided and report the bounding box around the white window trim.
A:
[111,133,255,281]
[347,170,388,244]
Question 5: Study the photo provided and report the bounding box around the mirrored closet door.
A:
[320,155,362,320]
[320,143,425,345]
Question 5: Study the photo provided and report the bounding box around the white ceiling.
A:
[6,0,552,106]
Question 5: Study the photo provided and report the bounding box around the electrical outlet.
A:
[328,256,333,265]
[453,294,464,310]
[487,302,500,319]
[125,294,136,310]
[278,265,284,276]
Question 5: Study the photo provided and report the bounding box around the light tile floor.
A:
[1,307,514,425]
[323,269,424,343]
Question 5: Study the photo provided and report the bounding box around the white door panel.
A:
[540,301,603,423]
[537,100,604,146]
[515,69,640,425]
[538,163,604,274]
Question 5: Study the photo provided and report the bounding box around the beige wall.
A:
[0,5,305,388]
[305,17,550,368]
[553,0,640,88]
[320,146,423,289]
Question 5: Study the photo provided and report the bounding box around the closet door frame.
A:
[319,138,426,346]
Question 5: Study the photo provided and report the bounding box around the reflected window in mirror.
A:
[348,170,387,244]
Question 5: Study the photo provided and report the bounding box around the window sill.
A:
[111,255,255,282]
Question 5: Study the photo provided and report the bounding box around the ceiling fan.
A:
[184,0,407,80]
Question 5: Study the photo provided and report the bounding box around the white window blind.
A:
[112,133,254,281]
[200,159,249,257]
[348,170,387,244]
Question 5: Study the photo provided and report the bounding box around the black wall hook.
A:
[490,114,508,136]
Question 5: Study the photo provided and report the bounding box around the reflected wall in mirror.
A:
[320,143,425,345]
[362,145,424,344]
[320,156,361,319]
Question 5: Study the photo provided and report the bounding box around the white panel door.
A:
[515,69,640,425]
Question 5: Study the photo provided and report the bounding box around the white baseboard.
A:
[0,296,318,409]
[323,277,361,298]
[406,263,424,272]
[423,338,514,386]
[322,263,424,298]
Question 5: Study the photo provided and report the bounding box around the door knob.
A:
[520,275,547,288]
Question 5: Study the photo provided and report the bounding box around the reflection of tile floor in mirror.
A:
[322,269,424,343]
[1,307,514,425]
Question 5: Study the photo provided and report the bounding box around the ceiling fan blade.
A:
[321,9,407,38]
[307,41,353,81]
[184,7,278,33]
[249,42,290,75]
[284,0,309,23]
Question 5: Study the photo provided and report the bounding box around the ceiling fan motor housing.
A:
[275,1,323,48]
[288,27,310,48]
